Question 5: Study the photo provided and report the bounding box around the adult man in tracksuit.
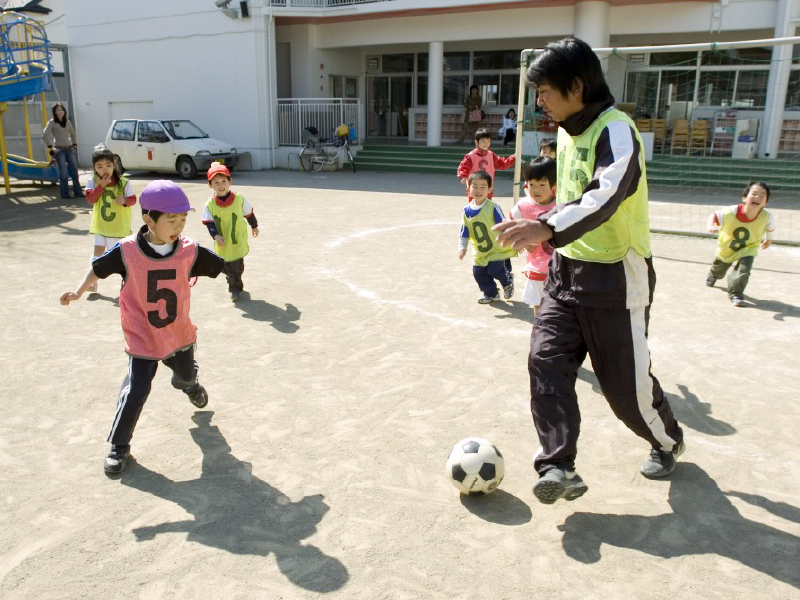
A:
[494,38,684,505]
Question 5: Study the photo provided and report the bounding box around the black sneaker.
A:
[640,439,686,479]
[533,467,588,504]
[230,291,241,302]
[705,274,716,287]
[104,446,130,474]
[185,383,208,408]
[503,274,514,300]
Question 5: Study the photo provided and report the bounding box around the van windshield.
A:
[161,120,209,140]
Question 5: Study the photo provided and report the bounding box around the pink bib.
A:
[119,236,198,359]
[517,196,555,280]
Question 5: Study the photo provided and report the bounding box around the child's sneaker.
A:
[730,295,745,307]
[104,445,130,474]
[477,294,499,304]
[705,274,716,287]
[640,439,685,479]
[503,275,514,300]
[533,468,588,504]
[184,383,208,408]
[230,291,241,302]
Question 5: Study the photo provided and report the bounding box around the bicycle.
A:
[298,125,356,173]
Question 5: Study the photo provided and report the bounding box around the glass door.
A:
[390,76,412,137]
[367,76,412,138]
[367,77,390,137]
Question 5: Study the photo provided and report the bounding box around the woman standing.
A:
[455,85,483,145]
[44,103,83,198]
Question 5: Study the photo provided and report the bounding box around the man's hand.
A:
[251,227,259,238]
[457,248,466,260]
[493,219,553,251]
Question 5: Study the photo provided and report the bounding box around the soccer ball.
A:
[446,437,504,496]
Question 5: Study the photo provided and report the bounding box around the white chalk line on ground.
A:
[320,221,530,337]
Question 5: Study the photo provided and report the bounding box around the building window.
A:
[473,74,499,106]
[382,53,414,73]
[735,70,769,107]
[443,75,469,105]
[698,71,736,106]
[473,50,518,70]
[444,52,470,72]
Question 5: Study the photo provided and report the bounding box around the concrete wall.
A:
[64,0,274,169]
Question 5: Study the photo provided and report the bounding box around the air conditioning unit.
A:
[366,55,381,73]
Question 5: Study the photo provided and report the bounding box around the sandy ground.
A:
[1,169,799,600]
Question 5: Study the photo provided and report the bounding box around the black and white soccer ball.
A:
[446,437,504,496]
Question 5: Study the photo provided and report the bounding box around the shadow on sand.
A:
[119,411,348,593]
[233,292,301,333]
[559,463,800,589]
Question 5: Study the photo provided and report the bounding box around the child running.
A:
[458,170,517,303]
[202,162,259,302]
[457,128,515,198]
[509,157,557,312]
[84,144,136,293]
[705,181,776,307]
[60,180,225,474]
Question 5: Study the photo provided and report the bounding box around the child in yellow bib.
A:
[201,162,259,301]
[706,181,776,307]
[85,144,137,294]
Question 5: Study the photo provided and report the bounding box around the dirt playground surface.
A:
[1,170,799,599]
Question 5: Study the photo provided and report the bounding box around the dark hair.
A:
[52,102,67,127]
[523,156,557,186]
[526,37,613,105]
[91,144,122,181]
[142,209,164,222]
[505,108,516,119]
[469,85,479,94]
[743,181,770,201]
[468,170,492,188]
[473,128,492,142]
[539,138,557,153]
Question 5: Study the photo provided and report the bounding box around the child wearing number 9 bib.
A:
[705,181,776,307]
[84,144,137,293]
[457,170,517,304]
[202,162,259,302]
[60,180,225,474]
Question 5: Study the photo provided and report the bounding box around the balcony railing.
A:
[270,0,394,7]
[278,98,360,146]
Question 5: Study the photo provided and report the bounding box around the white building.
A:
[63,0,800,170]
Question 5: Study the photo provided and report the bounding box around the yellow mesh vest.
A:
[557,109,651,263]
[206,193,250,262]
[89,176,133,238]
[716,207,769,262]
[463,201,518,267]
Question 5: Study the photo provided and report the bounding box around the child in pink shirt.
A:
[509,157,557,312]
[457,128,515,199]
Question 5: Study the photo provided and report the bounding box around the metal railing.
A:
[278,98,360,146]
[270,0,394,6]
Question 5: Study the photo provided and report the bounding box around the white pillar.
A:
[427,41,444,147]
[574,1,610,70]
[759,0,795,159]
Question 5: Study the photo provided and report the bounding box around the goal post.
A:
[513,36,800,245]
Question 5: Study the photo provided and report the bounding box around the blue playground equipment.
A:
[0,11,56,195]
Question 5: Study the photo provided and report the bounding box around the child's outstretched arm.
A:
[494,153,515,170]
[456,155,472,183]
[243,201,259,238]
[60,267,100,305]
[707,211,721,234]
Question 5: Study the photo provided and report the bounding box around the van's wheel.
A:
[113,155,125,175]
[177,157,197,180]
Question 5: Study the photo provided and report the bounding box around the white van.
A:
[104,119,239,179]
